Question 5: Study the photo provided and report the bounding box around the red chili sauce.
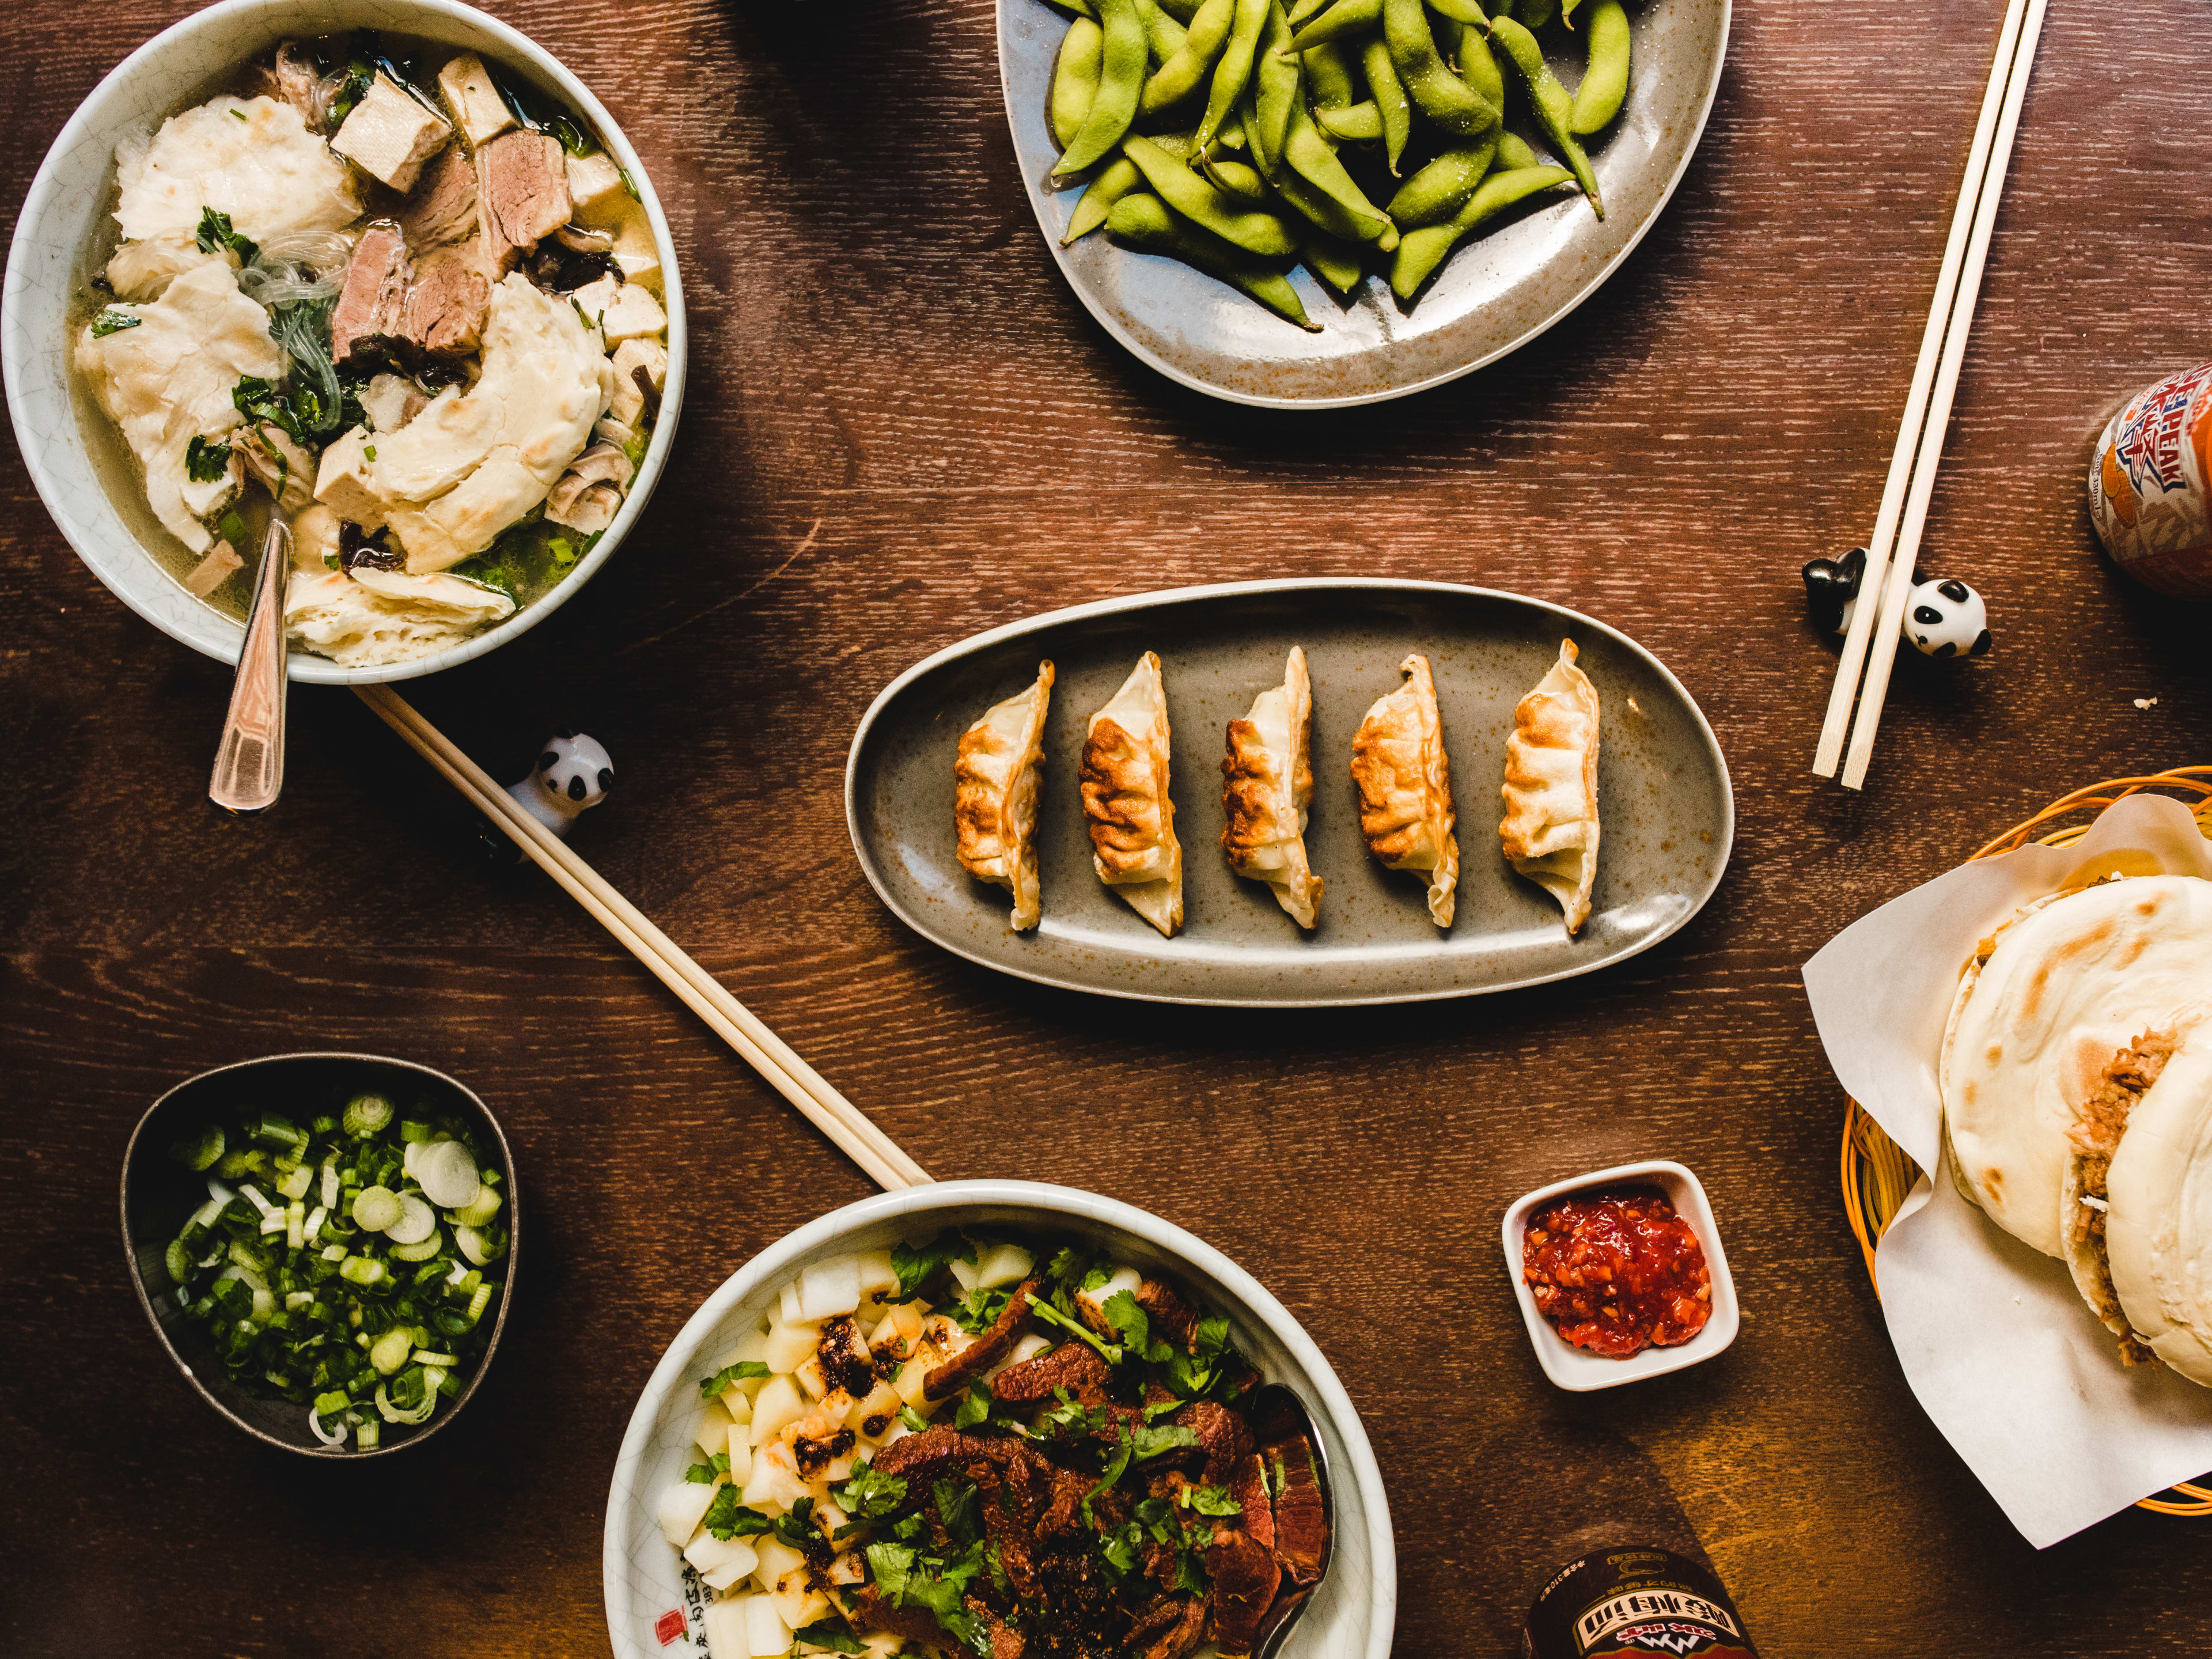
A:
[1521,1188,1713,1358]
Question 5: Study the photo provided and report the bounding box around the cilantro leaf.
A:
[831,1459,908,1521]
[1163,1315,1240,1401]
[898,1404,931,1433]
[1179,1483,1243,1517]
[1027,1294,1121,1365]
[891,1236,976,1300]
[949,1283,1012,1336]
[792,1619,865,1654]
[935,1478,981,1546]
[701,1486,774,1540]
[698,1359,771,1397]
[1043,1245,1093,1287]
[90,308,141,338]
[195,206,258,264]
[1040,1384,1111,1441]
[953,1377,993,1431]
[184,435,233,484]
[1128,1422,1200,1462]
[863,1544,993,1658]
[1101,1289,1174,1364]
[683,1461,715,1484]
[772,1495,821,1551]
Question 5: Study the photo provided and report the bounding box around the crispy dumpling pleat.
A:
[1222,645,1322,929]
[955,660,1055,930]
[1499,638,1601,934]
[1350,653,1458,929]
[1080,652,1183,937]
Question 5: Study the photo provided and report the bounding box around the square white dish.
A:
[1500,1160,1739,1393]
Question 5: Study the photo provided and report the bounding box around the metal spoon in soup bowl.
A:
[207,517,290,816]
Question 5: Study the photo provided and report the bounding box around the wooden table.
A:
[3,1,2207,1653]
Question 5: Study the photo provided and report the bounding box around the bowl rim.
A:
[1499,1158,1740,1393]
[600,1178,1398,1659]
[119,1048,520,1456]
[1,0,688,685]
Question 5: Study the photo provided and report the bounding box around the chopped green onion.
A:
[449,1187,502,1228]
[397,1119,434,1143]
[411,1349,458,1366]
[286,1202,306,1249]
[389,1229,443,1263]
[339,1257,387,1288]
[369,1326,413,1375]
[351,1187,400,1233]
[355,1419,380,1450]
[90,308,142,337]
[276,1162,313,1202]
[164,1239,195,1284]
[343,1093,393,1135]
[168,1126,225,1171]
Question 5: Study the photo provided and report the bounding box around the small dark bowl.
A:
[121,1051,520,1457]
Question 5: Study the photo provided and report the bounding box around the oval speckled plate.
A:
[845,579,1732,1006]
[998,0,1730,407]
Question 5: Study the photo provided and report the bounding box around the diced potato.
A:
[751,1535,808,1590]
[702,1597,749,1659]
[767,1584,831,1632]
[742,1438,808,1511]
[893,1347,940,1410]
[778,1282,804,1325]
[435,51,516,149]
[658,1474,719,1548]
[798,1256,861,1321]
[974,1242,1035,1290]
[695,1400,736,1459]
[748,1374,807,1446]
[846,1380,903,1441]
[793,1353,827,1402]
[764,1321,820,1376]
[858,1633,904,1659]
[723,1438,752,1487]
[854,1250,899,1306]
[876,1419,914,1449]
[825,1549,868,1588]
[566,150,627,213]
[718,1385,753,1426]
[949,1257,979,1293]
[1077,1267,1143,1331]
[868,1302,925,1361]
[743,1595,791,1658]
[684,1532,760,1592]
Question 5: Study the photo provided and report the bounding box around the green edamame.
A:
[1106,192,1318,329]
[1141,0,1236,115]
[1487,15,1601,215]
[1133,0,1190,65]
[1455,22,1505,108]
[1318,100,1384,141]
[1360,35,1412,172]
[1384,0,1499,138]
[1122,133,1301,255]
[1389,163,1571,296]
[1199,0,1272,149]
[1052,17,1106,150]
[1302,40,1360,110]
[1245,59,1374,245]
[1156,0,1203,20]
[1063,156,1142,243]
[1385,134,1497,225]
[1056,0,1150,176]
[1495,129,1544,169]
[1569,0,1630,134]
[1283,90,1393,241]
[1305,233,1368,293]
[1283,0,1380,52]
[1515,0,1555,24]
[1286,0,1335,26]
[1201,154,1273,200]
[1425,0,1488,23]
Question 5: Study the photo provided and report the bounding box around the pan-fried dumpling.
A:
[1499,639,1601,935]
[955,660,1054,931]
[1350,653,1458,929]
[1081,652,1183,937]
[1222,645,1322,929]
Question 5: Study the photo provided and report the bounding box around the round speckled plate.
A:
[998,0,1730,407]
[846,579,1732,1006]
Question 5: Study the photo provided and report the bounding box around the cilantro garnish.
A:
[1163,1315,1240,1401]
[700,1486,774,1540]
[832,1460,908,1521]
[791,1619,865,1654]
[897,1403,931,1433]
[195,206,258,264]
[683,1461,714,1484]
[1027,1293,1121,1365]
[863,1541,993,1657]
[772,1496,822,1552]
[934,1478,981,1546]
[949,1283,1012,1336]
[698,1359,770,1397]
[1101,1290,1175,1365]
[1179,1482,1243,1517]
[184,435,232,484]
[891,1236,975,1301]
[953,1377,994,1431]
[90,308,141,337]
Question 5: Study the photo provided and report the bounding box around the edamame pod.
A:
[1141,0,1237,115]
[1063,156,1142,243]
[1388,162,1571,296]
[1249,0,1302,164]
[1495,129,1544,169]
[1284,0,1380,51]
[1199,0,1272,149]
[1286,0,1335,26]
[1056,0,1150,176]
[1200,154,1273,200]
[1384,134,1497,225]
[1487,15,1601,215]
[1052,18,1107,150]
[1456,22,1505,107]
[1107,192,1319,329]
[1122,133,1301,254]
[1134,0,1190,64]
[1284,92,1394,241]
[1303,40,1361,111]
[1157,0,1203,20]
[1358,35,1412,173]
[1305,234,1369,293]
[1426,0,1488,22]
[1384,0,1499,137]
[1051,0,1102,17]
[1215,110,1249,147]
[1516,0,1555,23]
[1569,0,1630,133]
[1318,100,1384,140]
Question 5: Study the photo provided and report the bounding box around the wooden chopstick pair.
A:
[353,683,930,1194]
[1813,0,2050,791]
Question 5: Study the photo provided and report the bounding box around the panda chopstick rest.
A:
[508,731,615,839]
[1802,551,1993,660]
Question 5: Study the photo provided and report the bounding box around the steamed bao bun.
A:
[2107,1031,2212,1385]
[1940,874,2212,1258]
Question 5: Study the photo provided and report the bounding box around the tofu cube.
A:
[612,211,662,291]
[312,427,387,532]
[571,274,666,346]
[436,52,516,149]
[609,336,668,427]
[566,150,628,213]
[332,75,453,194]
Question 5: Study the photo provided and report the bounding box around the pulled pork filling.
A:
[2067,1028,2179,1365]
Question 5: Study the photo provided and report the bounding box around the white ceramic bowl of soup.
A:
[1,0,685,684]
[601,1180,1397,1659]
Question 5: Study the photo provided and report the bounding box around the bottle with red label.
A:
[2089,361,2212,599]
[1522,1544,1759,1659]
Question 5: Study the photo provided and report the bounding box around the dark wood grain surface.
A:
[4,0,2209,1653]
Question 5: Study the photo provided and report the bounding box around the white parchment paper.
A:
[1802,794,2212,1548]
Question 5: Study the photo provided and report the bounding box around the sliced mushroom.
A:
[552,223,615,252]
[237,422,317,513]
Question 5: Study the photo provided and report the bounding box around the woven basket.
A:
[1838,766,2212,1516]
